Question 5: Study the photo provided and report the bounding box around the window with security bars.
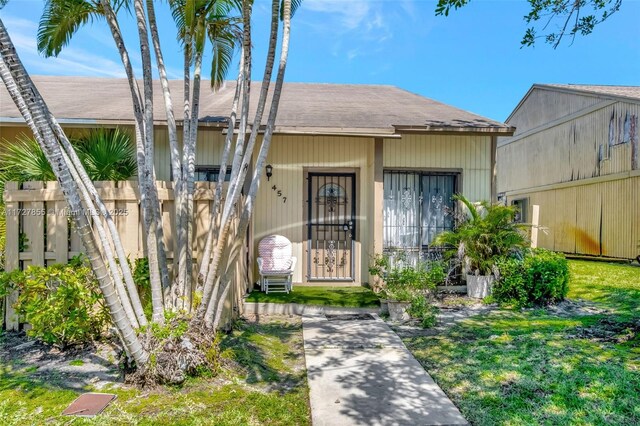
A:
[383,171,457,264]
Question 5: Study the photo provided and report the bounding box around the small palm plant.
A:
[73,128,137,181]
[435,194,528,276]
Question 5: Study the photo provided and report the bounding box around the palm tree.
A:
[0,129,136,184]
[0,18,148,363]
[3,0,298,378]
[38,0,171,323]
[167,0,242,311]
[202,0,293,326]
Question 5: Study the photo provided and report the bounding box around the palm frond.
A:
[207,14,241,90]
[38,0,98,57]
[0,135,56,183]
[73,128,137,181]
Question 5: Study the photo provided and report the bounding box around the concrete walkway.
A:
[303,314,468,426]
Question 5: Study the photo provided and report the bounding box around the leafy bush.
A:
[407,295,438,328]
[370,254,444,327]
[0,260,110,346]
[493,249,570,307]
[131,257,152,319]
[369,254,445,302]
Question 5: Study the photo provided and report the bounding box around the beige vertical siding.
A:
[153,127,226,180]
[252,135,374,285]
[509,88,603,132]
[499,90,639,259]
[508,175,639,259]
[383,134,493,202]
[498,101,640,193]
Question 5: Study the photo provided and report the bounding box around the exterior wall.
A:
[383,134,493,202]
[252,134,374,285]
[506,176,640,259]
[1,124,498,282]
[498,89,640,259]
[508,87,603,132]
[0,125,226,182]
[499,101,640,192]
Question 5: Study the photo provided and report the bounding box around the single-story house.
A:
[1,76,514,284]
[498,84,640,260]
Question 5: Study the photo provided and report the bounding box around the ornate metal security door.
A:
[307,173,356,281]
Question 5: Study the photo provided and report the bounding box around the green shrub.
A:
[131,257,152,319]
[369,255,445,302]
[493,249,570,307]
[0,261,110,347]
[370,254,444,327]
[407,295,438,328]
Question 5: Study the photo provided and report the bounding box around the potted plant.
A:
[369,254,445,321]
[435,195,527,298]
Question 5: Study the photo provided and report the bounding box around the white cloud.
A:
[299,0,403,61]
[304,0,372,31]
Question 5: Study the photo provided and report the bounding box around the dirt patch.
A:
[568,317,640,344]
[545,299,609,317]
[0,331,123,391]
[391,295,498,338]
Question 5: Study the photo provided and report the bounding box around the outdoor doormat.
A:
[325,313,375,321]
[62,393,117,417]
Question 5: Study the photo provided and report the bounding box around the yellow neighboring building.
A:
[498,84,640,260]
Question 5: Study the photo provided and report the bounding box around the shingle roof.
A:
[0,76,513,135]
[538,84,640,102]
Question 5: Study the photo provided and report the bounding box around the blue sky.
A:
[1,0,639,121]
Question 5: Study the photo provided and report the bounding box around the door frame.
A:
[302,167,360,284]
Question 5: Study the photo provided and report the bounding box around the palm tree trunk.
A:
[205,0,292,327]
[196,0,252,318]
[146,0,181,306]
[50,121,147,326]
[133,0,169,322]
[206,0,280,290]
[181,25,205,310]
[0,21,147,363]
[175,32,192,310]
[197,52,244,287]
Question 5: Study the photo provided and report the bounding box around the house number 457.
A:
[272,185,287,203]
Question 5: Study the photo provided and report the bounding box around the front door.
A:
[307,173,356,281]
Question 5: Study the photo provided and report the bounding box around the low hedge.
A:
[493,249,570,307]
[0,257,110,347]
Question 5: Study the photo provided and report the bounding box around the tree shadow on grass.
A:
[220,320,306,395]
[404,312,640,425]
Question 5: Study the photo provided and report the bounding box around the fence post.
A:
[4,182,20,330]
[531,204,540,249]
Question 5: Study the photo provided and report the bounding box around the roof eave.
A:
[393,125,515,136]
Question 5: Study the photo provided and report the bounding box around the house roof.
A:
[538,84,640,102]
[504,83,640,124]
[0,76,513,136]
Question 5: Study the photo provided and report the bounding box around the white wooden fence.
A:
[3,180,252,330]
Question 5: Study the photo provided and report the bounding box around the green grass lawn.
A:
[245,286,380,308]
[0,318,310,426]
[404,260,640,426]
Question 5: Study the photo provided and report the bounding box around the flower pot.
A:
[466,274,494,298]
[380,299,389,315]
[387,300,411,321]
